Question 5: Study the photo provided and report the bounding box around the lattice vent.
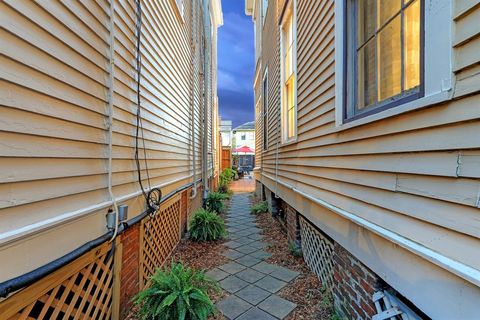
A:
[140,196,181,287]
[0,243,114,320]
[299,216,335,289]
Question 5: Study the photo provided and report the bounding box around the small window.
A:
[262,0,268,24]
[281,2,297,142]
[263,70,268,149]
[345,0,423,119]
[241,133,246,141]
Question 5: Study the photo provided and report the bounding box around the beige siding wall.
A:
[0,0,218,282]
[254,0,480,318]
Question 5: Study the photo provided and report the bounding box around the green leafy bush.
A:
[205,192,227,214]
[189,208,226,241]
[219,168,236,187]
[134,262,219,320]
[250,201,269,215]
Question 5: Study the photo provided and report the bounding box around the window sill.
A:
[281,137,298,147]
[334,90,452,132]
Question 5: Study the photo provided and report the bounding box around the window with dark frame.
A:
[345,0,423,120]
[263,72,268,150]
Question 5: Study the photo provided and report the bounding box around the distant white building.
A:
[233,121,255,151]
[233,121,255,171]
[220,120,232,147]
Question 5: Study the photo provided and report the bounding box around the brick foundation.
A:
[119,224,140,318]
[332,243,381,320]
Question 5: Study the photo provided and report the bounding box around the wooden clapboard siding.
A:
[0,0,216,282]
[453,0,480,96]
[254,0,480,317]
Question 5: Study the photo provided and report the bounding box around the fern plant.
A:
[205,192,227,214]
[251,201,269,215]
[134,262,219,320]
[189,208,226,241]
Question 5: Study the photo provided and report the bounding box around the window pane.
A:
[404,0,420,90]
[377,15,401,101]
[357,0,376,45]
[286,78,295,139]
[357,39,376,109]
[378,0,401,27]
[288,108,295,138]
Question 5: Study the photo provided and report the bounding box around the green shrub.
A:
[250,201,268,215]
[135,262,219,320]
[205,192,227,214]
[189,208,226,241]
[219,168,236,187]
[288,241,303,257]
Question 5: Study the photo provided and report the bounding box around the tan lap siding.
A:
[0,0,206,281]
[259,0,480,316]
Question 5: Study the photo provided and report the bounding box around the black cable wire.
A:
[134,0,152,200]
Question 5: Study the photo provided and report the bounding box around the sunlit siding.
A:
[257,0,480,318]
[0,0,211,282]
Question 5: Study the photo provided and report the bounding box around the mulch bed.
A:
[253,197,334,320]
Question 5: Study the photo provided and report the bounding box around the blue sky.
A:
[218,0,255,128]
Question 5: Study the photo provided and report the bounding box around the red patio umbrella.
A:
[233,145,254,153]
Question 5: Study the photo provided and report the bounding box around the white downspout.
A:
[190,0,198,200]
[107,0,120,242]
[201,2,209,201]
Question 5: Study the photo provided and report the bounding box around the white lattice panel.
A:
[299,216,335,289]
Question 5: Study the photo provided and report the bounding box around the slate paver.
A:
[219,261,247,274]
[216,295,252,319]
[214,193,299,319]
[237,307,277,320]
[258,295,297,319]
[205,268,229,281]
[236,255,262,267]
[236,245,258,255]
[252,262,279,274]
[225,241,243,249]
[270,266,300,282]
[235,268,266,283]
[236,285,271,306]
[254,275,287,293]
[250,250,272,260]
[220,275,249,293]
[222,249,245,260]
[250,241,267,249]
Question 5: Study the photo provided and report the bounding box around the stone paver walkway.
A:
[207,193,299,319]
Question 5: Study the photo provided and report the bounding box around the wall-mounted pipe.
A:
[0,178,200,298]
[106,0,120,242]
[262,173,480,288]
[190,0,198,200]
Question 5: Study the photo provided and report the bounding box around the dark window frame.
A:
[343,0,425,123]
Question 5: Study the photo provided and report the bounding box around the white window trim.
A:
[280,0,298,144]
[334,0,455,129]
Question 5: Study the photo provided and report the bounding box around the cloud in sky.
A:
[217,1,255,128]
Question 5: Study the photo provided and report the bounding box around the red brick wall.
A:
[332,243,379,320]
[120,224,140,319]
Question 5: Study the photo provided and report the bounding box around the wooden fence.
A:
[221,147,231,170]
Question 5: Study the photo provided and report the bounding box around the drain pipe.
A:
[107,0,120,242]
[201,4,209,201]
[190,0,198,200]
